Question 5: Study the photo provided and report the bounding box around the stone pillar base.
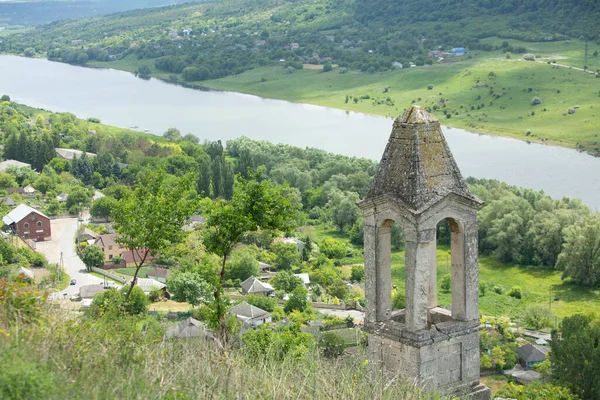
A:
[463,384,491,400]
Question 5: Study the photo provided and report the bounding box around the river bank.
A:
[81,51,600,157]
[3,54,600,210]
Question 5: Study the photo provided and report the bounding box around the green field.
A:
[310,227,600,322]
[113,267,153,278]
[203,47,600,155]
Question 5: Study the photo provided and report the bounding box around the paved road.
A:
[36,217,102,299]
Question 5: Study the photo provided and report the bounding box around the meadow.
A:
[310,227,600,323]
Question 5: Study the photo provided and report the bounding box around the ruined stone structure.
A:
[359,106,490,399]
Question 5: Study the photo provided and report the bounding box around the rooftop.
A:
[0,159,31,172]
[55,148,97,160]
[363,106,481,212]
[228,302,270,321]
[2,204,49,226]
[241,276,274,294]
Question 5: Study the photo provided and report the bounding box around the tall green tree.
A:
[81,245,105,271]
[551,314,600,399]
[168,271,213,307]
[112,171,199,302]
[557,216,600,287]
[203,173,297,339]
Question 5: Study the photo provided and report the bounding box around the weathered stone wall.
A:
[368,331,482,396]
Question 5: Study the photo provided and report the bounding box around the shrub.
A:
[492,285,504,295]
[507,287,522,299]
[148,287,162,302]
[0,352,57,399]
[392,291,405,309]
[246,295,278,312]
[531,96,541,106]
[523,305,553,330]
[319,332,345,358]
[320,238,346,259]
[441,274,451,293]
[0,279,48,324]
[350,265,364,282]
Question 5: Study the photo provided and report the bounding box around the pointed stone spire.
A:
[366,106,479,211]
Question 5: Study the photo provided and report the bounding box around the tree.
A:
[557,216,600,287]
[81,245,104,271]
[322,63,333,72]
[163,128,181,142]
[89,196,117,220]
[327,191,360,232]
[66,186,90,212]
[225,248,259,282]
[284,286,308,313]
[327,279,349,299]
[203,172,297,339]
[112,171,199,302]
[271,270,303,293]
[271,241,300,270]
[551,314,600,399]
[168,272,213,307]
[320,237,346,259]
[523,305,554,330]
[0,172,17,190]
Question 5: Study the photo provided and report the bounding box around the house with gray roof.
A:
[241,276,274,296]
[1,197,17,207]
[228,302,271,327]
[79,284,106,299]
[165,317,214,340]
[130,278,167,296]
[55,148,97,160]
[0,159,31,172]
[517,344,550,369]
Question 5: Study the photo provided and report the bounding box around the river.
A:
[1,54,599,210]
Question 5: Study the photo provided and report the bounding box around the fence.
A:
[90,267,127,284]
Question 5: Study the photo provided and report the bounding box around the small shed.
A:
[517,344,550,369]
[80,284,106,299]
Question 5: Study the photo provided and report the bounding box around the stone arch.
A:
[431,216,466,319]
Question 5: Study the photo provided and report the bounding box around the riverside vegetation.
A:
[2,0,600,154]
[1,99,599,398]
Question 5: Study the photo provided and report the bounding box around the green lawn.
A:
[85,41,600,154]
[308,226,600,322]
[113,267,153,278]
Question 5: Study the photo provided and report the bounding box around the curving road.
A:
[36,217,103,300]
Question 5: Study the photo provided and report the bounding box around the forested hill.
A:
[356,0,600,39]
[0,0,206,27]
[1,0,599,80]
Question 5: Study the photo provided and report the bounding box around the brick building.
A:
[2,204,51,242]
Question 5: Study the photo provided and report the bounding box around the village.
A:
[0,111,557,396]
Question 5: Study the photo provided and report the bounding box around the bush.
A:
[284,287,308,313]
[319,332,345,358]
[148,287,162,302]
[441,274,451,293]
[508,287,522,299]
[492,285,504,295]
[392,291,405,309]
[246,295,278,312]
[350,265,364,282]
[0,352,57,399]
[479,282,487,296]
[523,305,553,330]
[320,238,346,259]
[531,96,541,106]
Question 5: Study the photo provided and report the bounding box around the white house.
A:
[228,302,271,327]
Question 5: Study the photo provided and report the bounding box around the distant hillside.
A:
[0,0,206,27]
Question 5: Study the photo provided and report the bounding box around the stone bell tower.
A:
[359,106,490,399]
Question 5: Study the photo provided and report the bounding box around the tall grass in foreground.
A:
[0,306,447,400]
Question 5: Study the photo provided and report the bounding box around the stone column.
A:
[427,232,438,309]
[451,227,466,321]
[463,219,480,321]
[405,228,434,332]
[363,221,377,325]
[376,222,392,322]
